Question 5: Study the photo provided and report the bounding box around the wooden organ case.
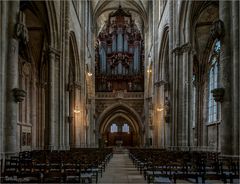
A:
[95,6,144,92]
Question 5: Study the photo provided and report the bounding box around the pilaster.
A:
[5,1,20,157]
[219,1,233,155]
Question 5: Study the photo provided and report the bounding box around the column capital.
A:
[67,81,81,91]
[48,46,60,56]
[172,42,192,54]
[15,11,29,45]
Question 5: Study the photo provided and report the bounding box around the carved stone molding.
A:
[211,88,225,103]
[155,80,170,91]
[37,82,47,89]
[48,46,61,57]
[172,46,181,54]
[210,20,225,40]
[15,12,29,45]
[164,97,171,123]
[154,80,167,87]
[22,62,31,77]
[16,23,29,45]
[172,42,192,54]
[12,88,27,102]
[181,42,191,53]
[67,82,81,91]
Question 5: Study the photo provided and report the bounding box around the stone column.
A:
[219,1,232,155]
[31,79,37,150]
[5,1,20,156]
[48,48,56,150]
[69,86,74,148]
[182,44,192,147]
[0,1,8,159]
[232,1,239,155]
[64,0,70,150]
[168,0,175,147]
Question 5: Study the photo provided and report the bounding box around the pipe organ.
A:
[95,6,144,92]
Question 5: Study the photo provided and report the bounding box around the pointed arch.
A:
[158,26,169,82]
[45,1,59,48]
[69,31,81,81]
[97,102,143,135]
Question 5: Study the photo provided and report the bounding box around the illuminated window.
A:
[110,123,118,133]
[122,124,129,133]
[208,40,221,124]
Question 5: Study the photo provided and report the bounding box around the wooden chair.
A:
[62,157,80,183]
[3,158,19,183]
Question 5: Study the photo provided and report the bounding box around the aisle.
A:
[99,153,146,183]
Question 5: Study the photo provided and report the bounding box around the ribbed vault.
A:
[92,0,148,35]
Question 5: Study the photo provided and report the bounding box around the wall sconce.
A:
[147,69,152,73]
[157,107,164,112]
[74,106,80,113]
[86,63,92,77]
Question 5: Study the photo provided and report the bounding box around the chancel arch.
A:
[97,103,143,147]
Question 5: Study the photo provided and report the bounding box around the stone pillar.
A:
[232,1,239,155]
[0,1,8,159]
[182,44,192,147]
[48,49,56,150]
[5,1,20,156]
[31,79,37,150]
[69,86,74,148]
[219,1,232,155]
[168,0,175,146]
[64,0,70,150]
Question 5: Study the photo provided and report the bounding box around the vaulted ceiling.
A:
[92,0,149,35]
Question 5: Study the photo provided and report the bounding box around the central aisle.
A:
[99,152,146,183]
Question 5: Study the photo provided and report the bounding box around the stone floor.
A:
[99,153,146,183]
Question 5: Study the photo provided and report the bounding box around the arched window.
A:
[208,40,221,124]
[110,123,118,133]
[122,123,129,133]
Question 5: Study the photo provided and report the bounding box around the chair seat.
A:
[146,171,163,176]
[18,176,40,183]
[80,173,93,178]
[154,176,171,183]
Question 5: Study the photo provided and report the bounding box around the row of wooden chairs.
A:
[129,148,239,184]
[1,148,113,183]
